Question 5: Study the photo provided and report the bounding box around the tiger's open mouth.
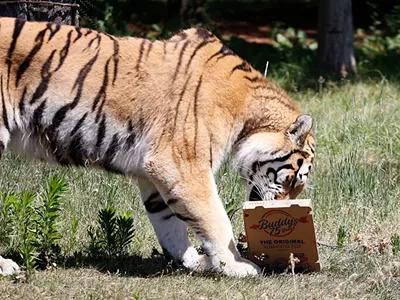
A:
[274,193,289,200]
[249,187,263,201]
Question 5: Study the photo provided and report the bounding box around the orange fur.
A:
[0,18,315,277]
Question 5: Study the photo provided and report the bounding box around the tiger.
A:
[0,17,315,277]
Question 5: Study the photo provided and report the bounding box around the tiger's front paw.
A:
[219,257,261,277]
[195,254,260,277]
[181,246,202,270]
[0,256,20,276]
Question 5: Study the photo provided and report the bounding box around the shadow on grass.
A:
[61,245,314,278]
[2,247,340,278]
[61,250,183,277]
[0,248,179,277]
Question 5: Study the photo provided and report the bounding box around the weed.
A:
[34,177,68,268]
[16,191,37,279]
[272,27,317,51]
[87,206,135,259]
[337,226,347,248]
[132,292,141,300]
[0,193,17,245]
[392,234,400,255]
[0,177,67,278]
[68,217,79,255]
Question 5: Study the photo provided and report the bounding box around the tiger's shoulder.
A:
[166,27,237,61]
[167,27,214,42]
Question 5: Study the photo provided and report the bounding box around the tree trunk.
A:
[0,0,79,25]
[167,0,205,22]
[167,0,181,20]
[318,0,357,77]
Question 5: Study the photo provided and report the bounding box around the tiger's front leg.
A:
[138,178,201,270]
[0,126,10,160]
[145,161,260,277]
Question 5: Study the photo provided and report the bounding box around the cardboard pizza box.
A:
[243,199,320,272]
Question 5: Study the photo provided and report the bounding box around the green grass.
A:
[0,80,399,299]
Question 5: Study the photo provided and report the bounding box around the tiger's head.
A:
[236,115,315,201]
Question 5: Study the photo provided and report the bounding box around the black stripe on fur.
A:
[231,61,252,75]
[0,75,9,131]
[18,87,27,116]
[136,40,146,71]
[175,213,197,223]
[173,40,190,81]
[73,26,82,43]
[96,114,107,148]
[70,113,88,136]
[144,192,168,213]
[54,30,73,72]
[30,50,57,105]
[32,99,47,134]
[17,27,49,87]
[92,58,110,112]
[206,44,235,63]
[7,18,25,88]
[69,132,86,166]
[0,141,4,160]
[102,133,120,170]
[185,39,214,74]
[47,23,61,41]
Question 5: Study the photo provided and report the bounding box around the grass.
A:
[0,78,399,298]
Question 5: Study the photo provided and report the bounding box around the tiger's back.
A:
[0,18,259,175]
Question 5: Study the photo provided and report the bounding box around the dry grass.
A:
[0,253,399,300]
[0,80,399,299]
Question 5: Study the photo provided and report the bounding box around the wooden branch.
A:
[0,1,80,8]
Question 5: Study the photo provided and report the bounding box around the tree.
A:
[0,0,79,25]
[167,0,181,20]
[318,0,357,77]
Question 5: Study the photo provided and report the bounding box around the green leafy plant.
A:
[272,27,317,51]
[34,177,68,268]
[132,292,141,300]
[357,2,400,57]
[91,4,134,37]
[68,217,79,255]
[15,191,38,279]
[87,206,135,259]
[385,5,400,35]
[0,193,18,245]
[0,176,67,278]
[337,226,347,248]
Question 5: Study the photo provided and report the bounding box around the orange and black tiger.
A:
[0,17,315,277]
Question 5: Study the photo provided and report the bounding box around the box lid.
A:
[243,199,312,210]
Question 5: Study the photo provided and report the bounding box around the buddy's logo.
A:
[250,210,308,237]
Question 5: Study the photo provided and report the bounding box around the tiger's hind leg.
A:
[138,178,201,269]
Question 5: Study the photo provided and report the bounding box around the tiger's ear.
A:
[286,114,313,147]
